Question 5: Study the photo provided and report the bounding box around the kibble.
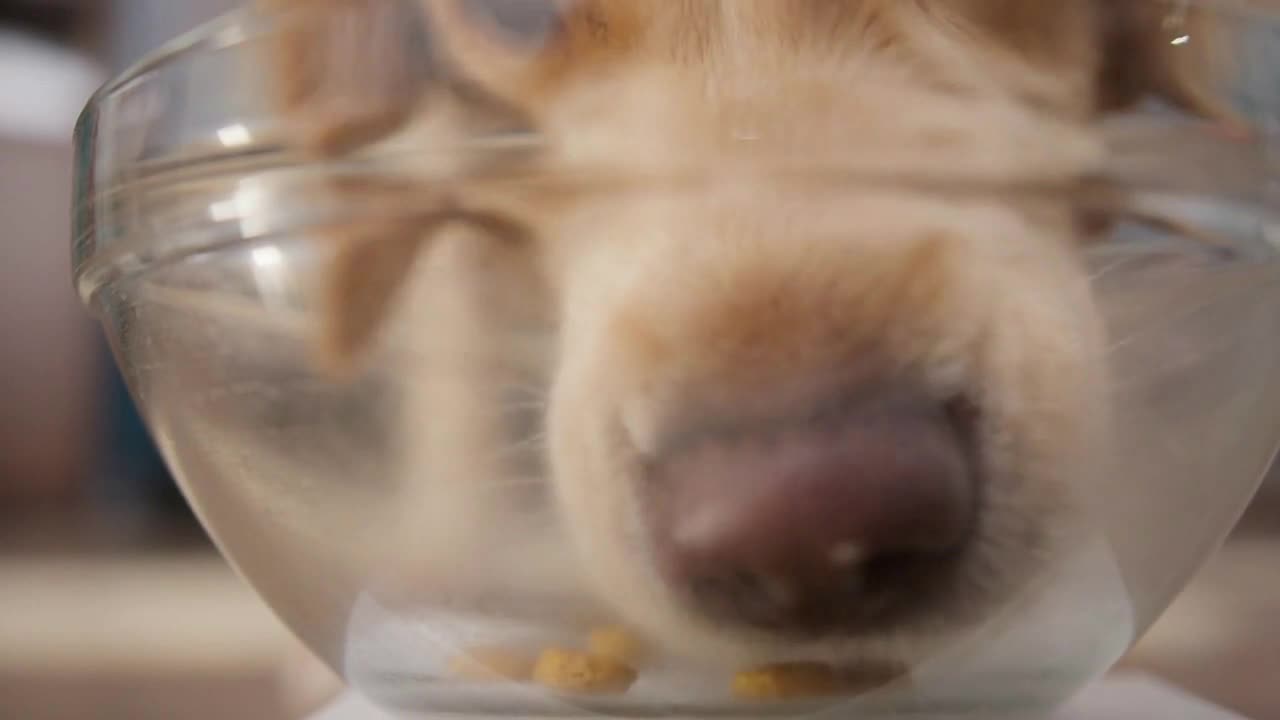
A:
[587,625,647,665]
[532,647,638,695]
[732,662,845,701]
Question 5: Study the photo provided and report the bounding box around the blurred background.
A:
[0,1,1277,718]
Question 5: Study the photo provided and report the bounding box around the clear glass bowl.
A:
[72,1,1280,718]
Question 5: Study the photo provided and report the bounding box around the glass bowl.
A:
[72,1,1280,718]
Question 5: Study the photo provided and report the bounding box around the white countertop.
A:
[312,675,1248,720]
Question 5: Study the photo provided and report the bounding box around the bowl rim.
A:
[69,0,1277,308]
[71,6,265,304]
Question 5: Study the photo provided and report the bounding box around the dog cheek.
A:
[545,338,639,572]
[977,257,1107,545]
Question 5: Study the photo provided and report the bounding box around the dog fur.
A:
[257,0,1233,669]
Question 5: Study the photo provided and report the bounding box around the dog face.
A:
[266,0,1228,667]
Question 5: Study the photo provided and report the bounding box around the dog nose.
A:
[648,390,977,633]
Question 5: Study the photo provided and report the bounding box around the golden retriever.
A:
[257,0,1231,676]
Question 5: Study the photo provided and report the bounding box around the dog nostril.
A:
[686,563,875,632]
[648,388,977,632]
[689,569,806,627]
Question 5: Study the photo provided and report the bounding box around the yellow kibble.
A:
[587,625,646,665]
[532,648,638,695]
[732,662,844,701]
[448,646,537,682]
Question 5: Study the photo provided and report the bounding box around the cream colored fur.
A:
[258,0,1234,669]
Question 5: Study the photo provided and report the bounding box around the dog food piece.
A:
[587,625,646,665]
[532,648,638,695]
[732,662,845,701]
[449,646,537,682]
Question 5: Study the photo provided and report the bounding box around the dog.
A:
[257,0,1234,676]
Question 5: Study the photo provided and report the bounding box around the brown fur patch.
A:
[262,0,436,156]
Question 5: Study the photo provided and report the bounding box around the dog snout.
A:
[646,386,978,634]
